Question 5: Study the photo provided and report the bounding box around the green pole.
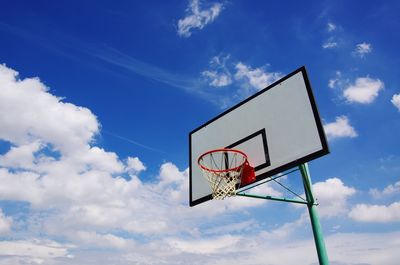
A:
[236,192,308,205]
[299,163,329,265]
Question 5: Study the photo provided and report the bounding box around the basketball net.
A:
[198,149,255,200]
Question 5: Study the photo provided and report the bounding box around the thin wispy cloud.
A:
[202,54,232,87]
[202,70,232,87]
[234,62,282,92]
[177,0,224,38]
[103,130,167,155]
[328,71,342,89]
[322,22,340,49]
[90,46,201,93]
[353,42,372,58]
[89,47,244,107]
[0,22,278,110]
[327,22,336,32]
[322,41,338,49]
[0,23,214,104]
[200,54,282,107]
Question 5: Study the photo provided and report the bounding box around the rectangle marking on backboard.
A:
[226,129,270,171]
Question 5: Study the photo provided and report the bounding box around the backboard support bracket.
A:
[237,163,329,265]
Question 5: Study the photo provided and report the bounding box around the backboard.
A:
[189,66,329,207]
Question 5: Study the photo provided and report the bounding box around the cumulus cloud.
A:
[0,64,166,233]
[0,64,99,154]
[353,42,372,58]
[369,181,400,199]
[313,178,356,218]
[6,63,396,265]
[323,116,358,140]
[349,202,400,223]
[125,156,146,174]
[234,62,282,91]
[391,93,400,111]
[0,63,281,264]
[177,0,223,38]
[343,77,384,103]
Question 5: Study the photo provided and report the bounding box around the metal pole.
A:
[236,193,308,205]
[299,163,329,265]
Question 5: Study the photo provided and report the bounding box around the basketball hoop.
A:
[198,149,255,200]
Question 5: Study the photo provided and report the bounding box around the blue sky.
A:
[0,0,399,264]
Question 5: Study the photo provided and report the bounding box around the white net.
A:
[198,149,247,200]
[201,170,242,199]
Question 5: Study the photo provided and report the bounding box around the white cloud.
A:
[75,231,131,249]
[0,64,99,154]
[369,180,400,199]
[391,93,400,111]
[0,63,272,249]
[158,162,186,186]
[328,71,342,89]
[325,231,400,265]
[226,182,282,210]
[260,213,308,240]
[0,141,42,170]
[313,178,356,218]
[165,235,240,254]
[343,77,384,103]
[322,41,337,49]
[202,55,232,87]
[354,42,372,58]
[234,62,282,91]
[323,116,358,140]
[160,230,400,265]
[2,63,399,265]
[125,156,146,174]
[202,71,232,87]
[349,202,400,223]
[0,209,12,235]
[204,220,258,235]
[177,0,223,38]
[199,56,283,107]
[327,22,336,32]
[0,239,72,262]
[328,79,336,88]
[322,23,339,49]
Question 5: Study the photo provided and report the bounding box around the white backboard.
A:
[189,66,329,206]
